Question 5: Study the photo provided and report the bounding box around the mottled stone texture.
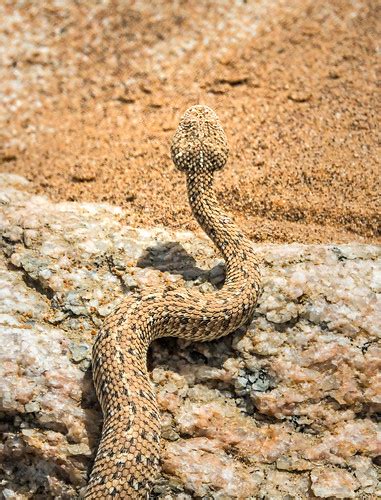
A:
[0,174,380,499]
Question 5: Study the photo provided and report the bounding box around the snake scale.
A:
[85,105,261,498]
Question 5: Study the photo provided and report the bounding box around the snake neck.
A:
[186,168,258,287]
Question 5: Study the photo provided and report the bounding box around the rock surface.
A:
[0,174,380,499]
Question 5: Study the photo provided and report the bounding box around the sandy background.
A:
[0,0,380,243]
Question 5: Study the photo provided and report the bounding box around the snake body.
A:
[85,105,261,498]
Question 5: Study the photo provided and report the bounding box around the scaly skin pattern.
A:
[85,105,262,499]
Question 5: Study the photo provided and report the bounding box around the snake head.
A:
[171,105,229,173]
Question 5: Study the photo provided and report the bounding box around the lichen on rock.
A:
[0,174,380,499]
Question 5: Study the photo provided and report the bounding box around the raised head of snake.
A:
[171,105,229,173]
[85,105,261,499]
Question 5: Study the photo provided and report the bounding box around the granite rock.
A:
[0,174,380,499]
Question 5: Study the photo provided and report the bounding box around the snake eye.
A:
[171,105,229,173]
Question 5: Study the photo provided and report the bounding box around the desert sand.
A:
[0,0,380,243]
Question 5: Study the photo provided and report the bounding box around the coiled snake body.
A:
[85,106,261,498]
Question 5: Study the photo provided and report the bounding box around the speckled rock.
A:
[0,174,380,499]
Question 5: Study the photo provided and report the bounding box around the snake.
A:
[85,105,261,498]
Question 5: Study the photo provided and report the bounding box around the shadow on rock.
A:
[80,366,102,476]
[137,241,225,286]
